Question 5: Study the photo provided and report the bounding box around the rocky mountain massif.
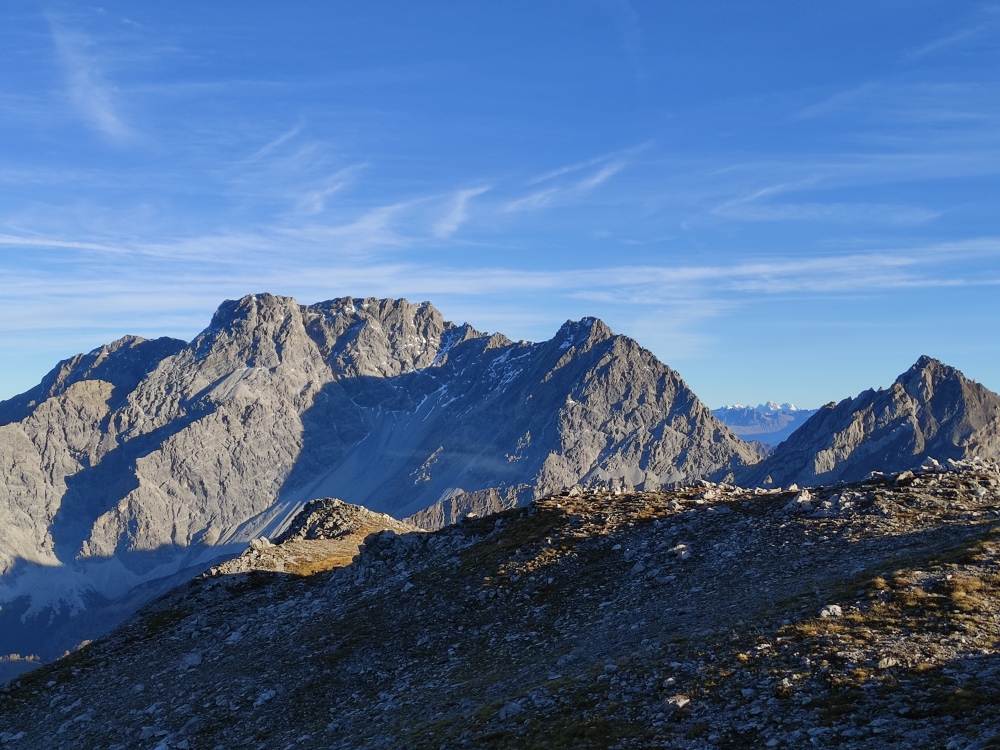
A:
[737,357,1000,489]
[3,459,1000,749]
[0,294,757,669]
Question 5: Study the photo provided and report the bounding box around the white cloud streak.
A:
[243,125,302,164]
[578,162,625,189]
[526,142,652,185]
[432,187,490,238]
[713,200,941,225]
[1,234,997,336]
[505,162,626,212]
[295,166,365,215]
[795,82,1000,125]
[1,227,998,401]
[904,14,995,61]
[48,19,130,140]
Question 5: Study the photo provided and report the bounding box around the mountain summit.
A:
[0,294,757,666]
[735,356,1000,488]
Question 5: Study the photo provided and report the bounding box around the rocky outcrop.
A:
[0,294,756,663]
[735,356,1000,488]
[209,498,418,576]
[273,497,414,543]
[403,486,524,530]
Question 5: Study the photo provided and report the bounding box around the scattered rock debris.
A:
[4,459,1000,748]
[208,498,419,577]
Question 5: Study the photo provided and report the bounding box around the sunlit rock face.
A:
[735,356,1000,489]
[0,293,755,664]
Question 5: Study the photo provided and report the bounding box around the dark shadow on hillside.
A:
[51,413,204,565]
[0,545,234,665]
[438,491,1000,667]
[274,334,605,518]
[275,365,555,517]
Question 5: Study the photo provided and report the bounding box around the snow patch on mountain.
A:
[712,402,819,447]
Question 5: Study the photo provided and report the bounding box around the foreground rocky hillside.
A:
[3,459,1000,749]
[0,293,757,667]
[736,356,1000,489]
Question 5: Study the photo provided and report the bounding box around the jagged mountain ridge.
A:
[735,356,1000,488]
[0,293,757,663]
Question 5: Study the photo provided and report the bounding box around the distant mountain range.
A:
[712,402,818,448]
[1,293,999,674]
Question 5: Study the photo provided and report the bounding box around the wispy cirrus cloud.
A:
[295,166,366,215]
[242,124,303,165]
[48,18,130,140]
[1,229,996,317]
[527,154,617,185]
[795,81,1000,126]
[1,224,999,401]
[902,5,1000,62]
[527,142,652,185]
[505,162,626,212]
[906,24,991,60]
[433,186,490,238]
[578,163,625,189]
[713,198,941,225]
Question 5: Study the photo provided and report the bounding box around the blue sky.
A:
[1,1,999,408]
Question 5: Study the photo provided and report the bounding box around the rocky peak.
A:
[0,335,185,426]
[206,497,418,577]
[483,332,514,350]
[195,293,309,370]
[303,296,471,377]
[274,497,415,544]
[895,355,968,410]
[553,316,615,353]
[735,356,1000,488]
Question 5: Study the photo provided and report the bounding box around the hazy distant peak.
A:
[716,402,807,414]
[712,401,819,447]
[756,401,805,413]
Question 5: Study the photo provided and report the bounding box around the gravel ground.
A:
[3,458,1000,749]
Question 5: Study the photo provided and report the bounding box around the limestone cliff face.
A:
[0,294,756,662]
[735,356,1000,488]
